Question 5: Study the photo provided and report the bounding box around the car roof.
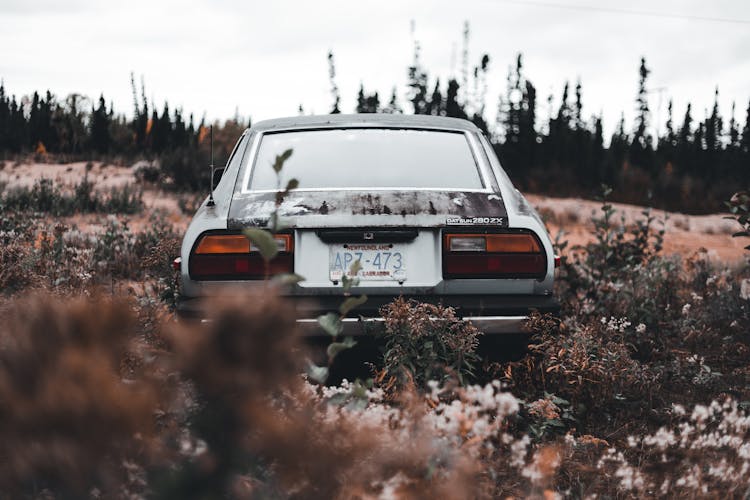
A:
[249,113,481,133]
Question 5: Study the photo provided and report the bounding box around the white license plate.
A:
[329,243,407,281]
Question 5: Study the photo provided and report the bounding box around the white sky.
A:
[1,0,749,140]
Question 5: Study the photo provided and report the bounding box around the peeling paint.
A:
[228,189,507,229]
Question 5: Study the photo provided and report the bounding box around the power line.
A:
[493,0,750,25]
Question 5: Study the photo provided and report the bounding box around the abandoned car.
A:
[177,114,559,334]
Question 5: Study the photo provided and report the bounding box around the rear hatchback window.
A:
[246,128,484,190]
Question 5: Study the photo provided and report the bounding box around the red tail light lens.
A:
[443,232,546,279]
[189,233,293,280]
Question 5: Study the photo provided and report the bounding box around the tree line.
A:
[1,48,749,212]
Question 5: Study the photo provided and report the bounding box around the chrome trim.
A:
[239,132,262,195]
[295,315,528,336]
[237,187,493,194]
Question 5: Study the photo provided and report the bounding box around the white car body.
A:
[178,114,558,334]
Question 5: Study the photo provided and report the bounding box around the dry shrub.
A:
[162,294,488,499]
[0,294,162,496]
[379,297,482,390]
[503,313,657,412]
[589,398,750,496]
[0,241,40,293]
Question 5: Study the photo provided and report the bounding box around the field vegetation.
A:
[0,172,749,498]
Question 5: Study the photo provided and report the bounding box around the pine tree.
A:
[356,84,366,113]
[0,82,8,151]
[130,73,148,149]
[173,108,187,148]
[427,79,443,116]
[444,79,466,119]
[7,96,26,152]
[676,103,694,176]
[742,100,750,155]
[728,101,740,148]
[573,80,583,130]
[657,99,677,171]
[633,57,651,147]
[39,91,58,152]
[151,103,172,153]
[591,114,605,184]
[355,84,380,113]
[90,95,111,154]
[460,21,470,107]
[382,87,402,114]
[629,57,654,172]
[518,80,537,164]
[608,113,629,183]
[705,87,723,154]
[63,94,89,154]
[407,39,429,115]
[327,51,341,114]
[739,100,750,186]
[571,80,593,184]
[547,81,572,173]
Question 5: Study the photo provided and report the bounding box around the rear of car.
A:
[178,114,559,334]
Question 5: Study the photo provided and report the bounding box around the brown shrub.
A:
[378,297,482,390]
[0,241,39,293]
[0,294,162,496]
[162,294,488,499]
[502,313,658,411]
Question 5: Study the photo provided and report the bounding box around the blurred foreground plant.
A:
[0,295,162,497]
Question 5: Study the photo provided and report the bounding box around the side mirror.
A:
[211,167,225,191]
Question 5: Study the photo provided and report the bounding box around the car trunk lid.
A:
[227,189,508,229]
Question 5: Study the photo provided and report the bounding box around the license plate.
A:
[329,243,407,281]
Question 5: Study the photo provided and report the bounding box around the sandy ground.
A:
[0,161,192,232]
[1,161,746,263]
[527,194,746,263]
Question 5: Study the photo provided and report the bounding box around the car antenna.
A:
[207,124,215,207]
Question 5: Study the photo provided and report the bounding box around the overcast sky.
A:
[1,0,749,139]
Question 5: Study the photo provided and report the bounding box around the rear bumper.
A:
[176,293,559,336]
[296,315,528,336]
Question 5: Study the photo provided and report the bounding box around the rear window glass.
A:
[246,128,484,190]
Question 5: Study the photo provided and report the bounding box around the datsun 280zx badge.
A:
[446,217,507,226]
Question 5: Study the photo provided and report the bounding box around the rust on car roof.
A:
[227,190,508,229]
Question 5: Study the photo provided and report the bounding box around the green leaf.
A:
[242,228,278,262]
[272,273,306,286]
[317,312,342,337]
[342,259,363,292]
[327,336,357,359]
[305,361,328,384]
[285,178,299,192]
[342,275,359,293]
[269,213,289,233]
[272,148,294,173]
[339,295,367,316]
[349,259,363,276]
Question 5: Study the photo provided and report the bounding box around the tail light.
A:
[189,232,293,280]
[443,232,546,279]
